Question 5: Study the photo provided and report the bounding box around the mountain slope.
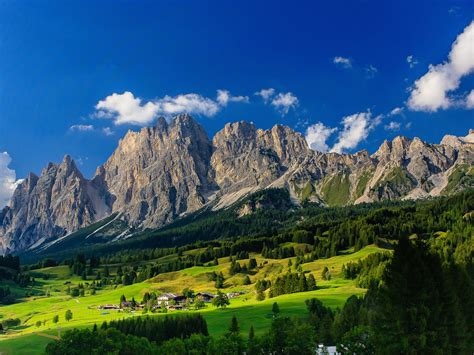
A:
[94,115,214,228]
[0,155,109,252]
[1,114,473,253]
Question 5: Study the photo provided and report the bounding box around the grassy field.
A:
[0,245,386,354]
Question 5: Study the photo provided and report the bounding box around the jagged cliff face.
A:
[210,122,309,199]
[1,115,473,253]
[0,156,109,252]
[94,115,213,228]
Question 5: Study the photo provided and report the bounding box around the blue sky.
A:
[0,0,473,204]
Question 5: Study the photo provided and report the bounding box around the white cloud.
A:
[69,124,94,132]
[102,127,114,136]
[69,124,115,136]
[305,122,337,152]
[271,92,299,115]
[0,152,22,208]
[385,121,401,131]
[389,107,404,116]
[96,92,159,125]
[256,88,298,115]
[216,90,249,106]
[255,88,275,103]
[156,93,220,117]
[466,90,474,109]
[408,21,474,112]
[406,55,418,68]
[333,56,352,68]
[95,91,223,125]
[365,65,378,78]
[331,112,380,153]
[407,64,459,111]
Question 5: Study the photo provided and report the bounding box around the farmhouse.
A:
[157,293,178,305]
[226,291,245,299]
[167,304,186,311]
[121,301,133,308]
[196,292,215,303]
[316,344,339,355]
[173,295,187,304]
[97,304,120,310]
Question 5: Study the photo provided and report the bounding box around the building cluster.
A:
[156,292,215,310]
[97,291,245,312]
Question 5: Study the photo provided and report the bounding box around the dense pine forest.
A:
[28,188,473,265]
[44,235,474,354]
[2,189,473,354]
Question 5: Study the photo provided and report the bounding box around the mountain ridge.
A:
[1,114,473,253]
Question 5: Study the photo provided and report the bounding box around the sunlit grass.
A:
[0,245,386,354]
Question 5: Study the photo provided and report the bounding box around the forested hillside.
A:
[30,188,473,266]
[1,190,472,354]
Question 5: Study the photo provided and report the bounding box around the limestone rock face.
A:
[210,122,309,194]
[0,113,472,253]
[0,155,109,253]
[95,114,214,228]
[441,129,474,148]
[357,133,474,202]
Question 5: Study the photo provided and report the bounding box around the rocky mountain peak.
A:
[173,112,197,126]
[58,155,82,177]
[392,135,411,154]
[441,129,474,148]
[62,154,72,164]
[219,121,257,140]
[1,116,473,253]
[372,136,411,162]
[95,113,213,229]
[0,153,105,253]
[155,116,168,130]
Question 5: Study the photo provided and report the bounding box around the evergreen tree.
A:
[228,315,239,334]
[120,294,127,305]
[307,274,317,290]
[272,302,280,317]
[245,325,258,354]
[321,266,330,280]
[248,258,257,270]
[372,237,469,354]
[248,325,255,340]
[65,310,73,322]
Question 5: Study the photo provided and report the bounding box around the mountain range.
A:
[1,114,473,253]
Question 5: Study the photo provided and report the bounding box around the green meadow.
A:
[0,245,385,354]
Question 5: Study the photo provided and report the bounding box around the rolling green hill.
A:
[0,245,385,354]
[1,189,473,354]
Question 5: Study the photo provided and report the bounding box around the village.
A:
[97,290,246,312]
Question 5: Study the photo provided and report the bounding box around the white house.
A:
[157,293,177,306]
[316,344,340,355]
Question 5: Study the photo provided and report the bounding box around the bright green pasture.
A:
[0,245,385,354]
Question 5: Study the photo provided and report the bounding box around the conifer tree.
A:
[228,315,239,334]
[272,302,280,317]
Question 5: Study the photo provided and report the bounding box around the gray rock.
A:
[1,115,472,253]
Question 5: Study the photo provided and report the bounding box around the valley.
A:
[0,245,382,354]
[1,189,472,353]
[2,5,473,354]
